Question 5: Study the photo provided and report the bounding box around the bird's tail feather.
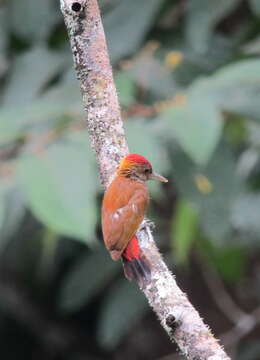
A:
[122,236,151,288]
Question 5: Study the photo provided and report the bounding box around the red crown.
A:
[125,154,152,167]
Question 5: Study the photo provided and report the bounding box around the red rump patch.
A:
[125,154,152,168]
[123,236,140,260]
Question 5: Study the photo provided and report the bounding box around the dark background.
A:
[1,0,260,359]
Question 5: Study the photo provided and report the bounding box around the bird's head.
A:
[118,154,168,183]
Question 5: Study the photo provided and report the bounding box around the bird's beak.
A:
[149,172,168,183]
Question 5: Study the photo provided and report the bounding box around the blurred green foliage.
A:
[1,0,260,359]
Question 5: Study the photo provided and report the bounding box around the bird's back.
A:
[101,176,149,260]
[102,176,146,209]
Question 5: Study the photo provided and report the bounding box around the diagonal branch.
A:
[60,1,230,359]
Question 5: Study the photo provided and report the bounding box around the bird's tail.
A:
[122,236,151,289]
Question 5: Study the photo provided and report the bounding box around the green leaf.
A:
[0,183,26,253]
[0,202,4,230]
[249,0,260,16]
[186,0,240,53]
[247,121,260,147]
[0,187,6,233]
[126,118,169,196]
[201,240,247,282]
[242,35,260,55]
[0,83,82,144]
[130,56,177,98]
[190,59,260,121]
[0,8,8,77]
[160,96,223,165]
[104,0,164,63]
[17,133,98,241]
[59,249,120,311]
[0,185,25,247]
[115,71,136,108]
[192,59,260,91]
[126,119,169,174]
[8,0,60,42]
[214,247,246,282]
[231,193,260,245]
[171,142,242,242]
[3,46,68,106]
[97,280,148,349]
[171,200,198,263]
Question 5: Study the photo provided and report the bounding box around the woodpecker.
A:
[101,154,168,288]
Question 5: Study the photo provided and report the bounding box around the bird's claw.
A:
[140,219,155,231]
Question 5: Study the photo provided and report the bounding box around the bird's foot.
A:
[140,219,155,231]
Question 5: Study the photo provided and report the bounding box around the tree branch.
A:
[60,1,230,359]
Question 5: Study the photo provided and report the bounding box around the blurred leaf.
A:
[17,133,98,241]
[115,71,136,108]
[201,240,247,282]
[97,280,147,349]
[0,203,4,230]
[186,0,239,54]
[190,59,260,121]
[159,96,223,165]
[242,35,260,55]
[214,247,246,282]
[0,83,82,144]
[126,118,169,196]
[3,46,68,106]
[237,341,260,360]
[224,116,247,146]
[246,121,260,149]
[0,185,26,248]
[126,118,169,174]
[249,0,260,16]
[0,186,6,233]
[9,0,60,42]
[183,34,235,74]
[237,149,259,179]
[171,200,198,263]
[59,249,120,311]
[130,56,177,98]
[231,193,260,244]
[38,229,59,280]
[202,59,260,86]
[104,0,164,63]
[171,142,241,242]
[0,8,8,78]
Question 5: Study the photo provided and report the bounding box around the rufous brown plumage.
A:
[101,154,168,287]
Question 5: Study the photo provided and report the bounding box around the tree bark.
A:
[60,1,231,359]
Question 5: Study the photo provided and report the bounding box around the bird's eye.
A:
[144,168,151,174]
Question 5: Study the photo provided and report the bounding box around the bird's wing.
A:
[102,185,148,260]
